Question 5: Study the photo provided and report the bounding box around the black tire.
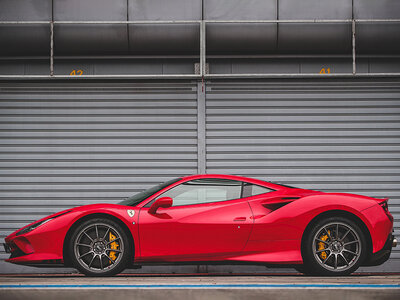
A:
[68,218,131,276]
[302,216,367,276]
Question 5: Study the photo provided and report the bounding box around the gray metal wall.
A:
[0,81,198,273]
[0,78,399,273]
[206,79,400,271]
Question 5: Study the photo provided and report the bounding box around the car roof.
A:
[179,174,288,191]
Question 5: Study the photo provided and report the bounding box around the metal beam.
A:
[3,54,400,60]
[1,19,399,25]
[204,19,400,23]
[0,20,201,25]
[204,73,400,79]
[2,73,400,80]
[200,21,206,77]
[50,21,54,77]
[205,19,353,23]
[0,74,201,79]
[197,81,206,174]
[0,21,50,24]
[352,20,356,75]
[355,19,400,23]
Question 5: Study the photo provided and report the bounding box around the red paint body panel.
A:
[4,174,394,268]
[5,204,141,264]
[137,199,253,261]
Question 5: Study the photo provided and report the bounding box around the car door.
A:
[138,178,254,261]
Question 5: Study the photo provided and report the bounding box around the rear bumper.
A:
[363,233,396,266]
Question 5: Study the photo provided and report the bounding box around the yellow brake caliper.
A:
[109,232,119,263]
[318,230,330,260]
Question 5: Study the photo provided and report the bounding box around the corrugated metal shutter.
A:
[206,78,400,271]
[0,81,198,271]
[1,78,400,273]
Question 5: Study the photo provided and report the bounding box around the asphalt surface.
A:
[1,273,399,300]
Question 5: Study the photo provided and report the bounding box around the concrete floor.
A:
[1,273,399,300]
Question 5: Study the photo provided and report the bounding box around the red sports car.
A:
[4,174,396,276]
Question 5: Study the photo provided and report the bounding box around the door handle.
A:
[233,217,246,221]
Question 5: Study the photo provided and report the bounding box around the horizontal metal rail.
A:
[3,54,400,60]
[205,19,400,23]
[2,73,400,80]
[1,19,400,24]
[0,74,201,79]
[0,19,400,79]
[0,20,201,24]
[204,73,400,78]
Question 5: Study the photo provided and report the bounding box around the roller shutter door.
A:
[0,81,198,272]
[206,78,400,271]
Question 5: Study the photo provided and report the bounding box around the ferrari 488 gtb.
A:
[4,174,396,276]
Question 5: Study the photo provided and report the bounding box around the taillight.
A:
[379,200,389,213]
[379,199,393,222]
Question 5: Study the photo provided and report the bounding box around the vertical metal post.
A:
[197,81,206,174]
[352,19,356,75]
[200,21,206,77]
[50,21,54,76]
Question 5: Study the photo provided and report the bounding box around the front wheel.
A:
[303,217,367,276]
[68,218,131,276]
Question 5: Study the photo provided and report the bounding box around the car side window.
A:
[242,183,273,198]
[156,178,243,207]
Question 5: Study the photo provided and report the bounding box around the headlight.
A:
[15,211,71,236]
[16,218,54,236]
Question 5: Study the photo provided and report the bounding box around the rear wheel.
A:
[68,218,131,276]
[303,216,366,276]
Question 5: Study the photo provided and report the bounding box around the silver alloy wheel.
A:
[74,223,124,273]
[312,222,361,272]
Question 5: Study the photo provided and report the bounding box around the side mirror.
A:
[148,197,173,214]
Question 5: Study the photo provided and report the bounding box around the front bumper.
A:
[4,222,66,266]
[4,237,64,267]
[363,233,396,266]
[3,239,30,260]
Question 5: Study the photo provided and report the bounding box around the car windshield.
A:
[118,178,181,206]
